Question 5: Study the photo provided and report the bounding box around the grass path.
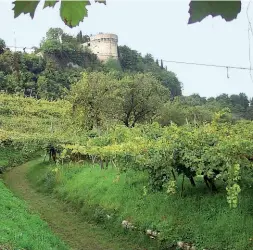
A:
[3,160,144,250]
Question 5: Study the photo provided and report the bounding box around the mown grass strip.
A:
[0,180,68,250]
[4,159,150,250]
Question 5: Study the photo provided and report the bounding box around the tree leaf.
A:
[60,1,91,28]
[188,1,241,24]
[95,0,106,5]
[43,0,59,9]
[12,0,40,19]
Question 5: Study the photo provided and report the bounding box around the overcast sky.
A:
[0,0,253,98]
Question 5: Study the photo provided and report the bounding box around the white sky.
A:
[0,0,253,98]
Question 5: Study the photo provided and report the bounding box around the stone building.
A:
[82,33,118,62]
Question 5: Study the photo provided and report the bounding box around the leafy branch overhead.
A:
[188,1,242,24]
[12,0,106,28]
[12,0,241,27]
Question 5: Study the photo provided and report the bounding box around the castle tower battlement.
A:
[82,33,118,62]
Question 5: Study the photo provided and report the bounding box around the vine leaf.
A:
[44,0,59,9]
[95,0,106,5]
[188,1,242,24]
[12,0,40,18]
[60,1,91,28]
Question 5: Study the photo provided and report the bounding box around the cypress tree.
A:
[161,59,164,69]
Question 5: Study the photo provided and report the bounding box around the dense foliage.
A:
[55,109,253,209]
[0,28,182,100]
[1,91,253,249]
[70,72,170,129]
[157,93,253,126]
[118,46,182,97]
[2,93,253,209]
[0,93,75,169]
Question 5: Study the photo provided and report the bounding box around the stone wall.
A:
[83,33,118,62]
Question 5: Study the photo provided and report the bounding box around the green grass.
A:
[0,180,68,250]
[27,160,158,249]
[29,160,253,250]
[6,159,152,250]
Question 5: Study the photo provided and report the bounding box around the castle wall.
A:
[83,33,118,62]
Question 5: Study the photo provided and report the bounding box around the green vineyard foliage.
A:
[1,93,253,208]
[58,111,253,208]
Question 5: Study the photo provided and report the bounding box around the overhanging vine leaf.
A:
[188,1,242,24]
[12,0,40,18]
[44,0,59,9]
[95,0,106,5]
[60,1,91,28]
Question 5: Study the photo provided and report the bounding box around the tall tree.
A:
[0,38,6,54]
[69,72,118,130]
[118,45,143,72]
[160,59,164,69]
[143,54,154,64]
[76,31,83,43]
[46,28,63,40]
[116,73,170,127]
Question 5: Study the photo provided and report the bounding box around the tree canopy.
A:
[0,29,182,100]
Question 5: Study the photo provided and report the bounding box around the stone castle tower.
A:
[82,33,118,62]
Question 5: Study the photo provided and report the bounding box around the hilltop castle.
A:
[82,33,118,62]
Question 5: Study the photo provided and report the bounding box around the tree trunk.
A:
[100,160,104,170]
[181,174,185,197]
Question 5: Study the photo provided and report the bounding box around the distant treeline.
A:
[0,28,181,100]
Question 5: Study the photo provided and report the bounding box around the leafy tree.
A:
[116,73,170,127]
[104,58,122,72]
[216,93,232,108]
[245,103,253,120]
[0,71,7,92]
[153,70,182,98]
[69,72,118,130]
[21,53,46,75]
[40,28,101,69]
[118,45,182,98]
[0,38,6,54]
[157,101,187,126]
[238,93,249,110]
[0,50,13,75]
[76,31,83,43]
[118,46,143,72]
[143,54,154,65]
[46,27,63,40]
[37,60,74,100]
[69,72,170,129]
[160,60,164,69]
[157,96,214,126]
[76,31,90,43]
[180,94,207,106]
